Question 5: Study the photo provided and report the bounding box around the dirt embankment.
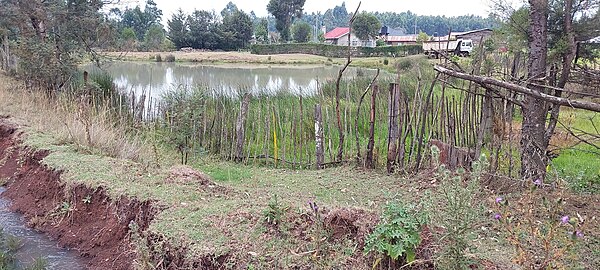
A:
[0,118,156,270]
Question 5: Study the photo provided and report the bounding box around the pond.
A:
[87,61,380,101]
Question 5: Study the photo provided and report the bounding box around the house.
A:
[324,27,376,47]
[379,26,418,46]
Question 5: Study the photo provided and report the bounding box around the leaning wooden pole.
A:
[355,69,380,166]
[235,93,251,162]
[387,83,401,173]
[365,84,379,169]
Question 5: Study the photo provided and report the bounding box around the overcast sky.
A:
[126,0,505,22]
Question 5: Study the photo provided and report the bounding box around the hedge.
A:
[250,43,423,58]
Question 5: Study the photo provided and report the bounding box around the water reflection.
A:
[88,62,377,101]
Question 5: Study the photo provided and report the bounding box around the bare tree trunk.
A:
[315,104,325,169]
[365,84,379,169]
[387,83,401,173]
[333,2,361,163]
[521,0,549,181]
[235,93,251,162]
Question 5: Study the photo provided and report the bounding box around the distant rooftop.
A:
[325,27,350,39]
[380,26,406,36]
[386,35,418,42]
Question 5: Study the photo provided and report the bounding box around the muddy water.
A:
[86,61,380,100]
[0,188,86,269]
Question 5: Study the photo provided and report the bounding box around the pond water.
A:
[87,61,379,101]
[0,188,85,269]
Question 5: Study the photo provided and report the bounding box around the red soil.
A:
[0,118,157,270]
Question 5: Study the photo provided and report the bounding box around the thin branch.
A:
[355,68,379,164]
[434,65,600,112]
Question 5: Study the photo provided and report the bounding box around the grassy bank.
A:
[102,51,408,72]
[2,64,599,269]
[0,71,445,268]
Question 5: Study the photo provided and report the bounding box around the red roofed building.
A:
[324,27,376,47]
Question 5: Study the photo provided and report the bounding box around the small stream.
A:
[0,188,86,269]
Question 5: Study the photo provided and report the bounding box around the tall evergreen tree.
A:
[167,9,189,49]
[267,0,306,41]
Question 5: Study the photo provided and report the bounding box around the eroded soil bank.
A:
[0,118,156,270]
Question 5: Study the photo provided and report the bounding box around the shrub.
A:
[263,195,288,226]
[493,182,588,269]
[365,202,427,267]
[383,58,389,65]
[164,54,176,62]
[155,54,162,62]
[429,145,485,269]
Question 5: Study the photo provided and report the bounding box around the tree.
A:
[0,0,108,91]
[221,1,239,18]
[168,9,190,49]
[267,0,307,41]
[292,21,312,43]
[221,10,254,49]
[416,31,431,43]
[121,27,137,44]
[353,12,381,41]
[255,18,269,43]
[144,24,165,51]
[121,0,163,41]
[187,10,219,49]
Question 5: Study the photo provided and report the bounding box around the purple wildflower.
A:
[308,201,319,213]
[533,178,542,187]
[575,230,584,238]
[495,197,503,204]
[494,213,501,220]
[561,215,570,224]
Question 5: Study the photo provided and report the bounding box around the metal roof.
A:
[324,27,350,39]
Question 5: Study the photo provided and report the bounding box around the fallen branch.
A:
[434,65,600,112]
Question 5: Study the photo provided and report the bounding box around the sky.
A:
[125,0,502,23]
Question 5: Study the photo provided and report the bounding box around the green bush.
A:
[365,202,427,266]
[164,54,176,62]
[429,145,485,269]
[263,195,288,226]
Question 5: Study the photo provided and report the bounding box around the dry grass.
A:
[104,51,331,65]
[0,72,150,162]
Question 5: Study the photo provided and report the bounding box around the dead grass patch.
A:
[0,72,150,162]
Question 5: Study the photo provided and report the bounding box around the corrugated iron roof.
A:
[386,35,418,42]
[325,27,350,39]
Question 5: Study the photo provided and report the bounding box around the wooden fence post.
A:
[387,83,400,173]
[315,104,324,169]
[365,84,378,169]
[235,93,251,162]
